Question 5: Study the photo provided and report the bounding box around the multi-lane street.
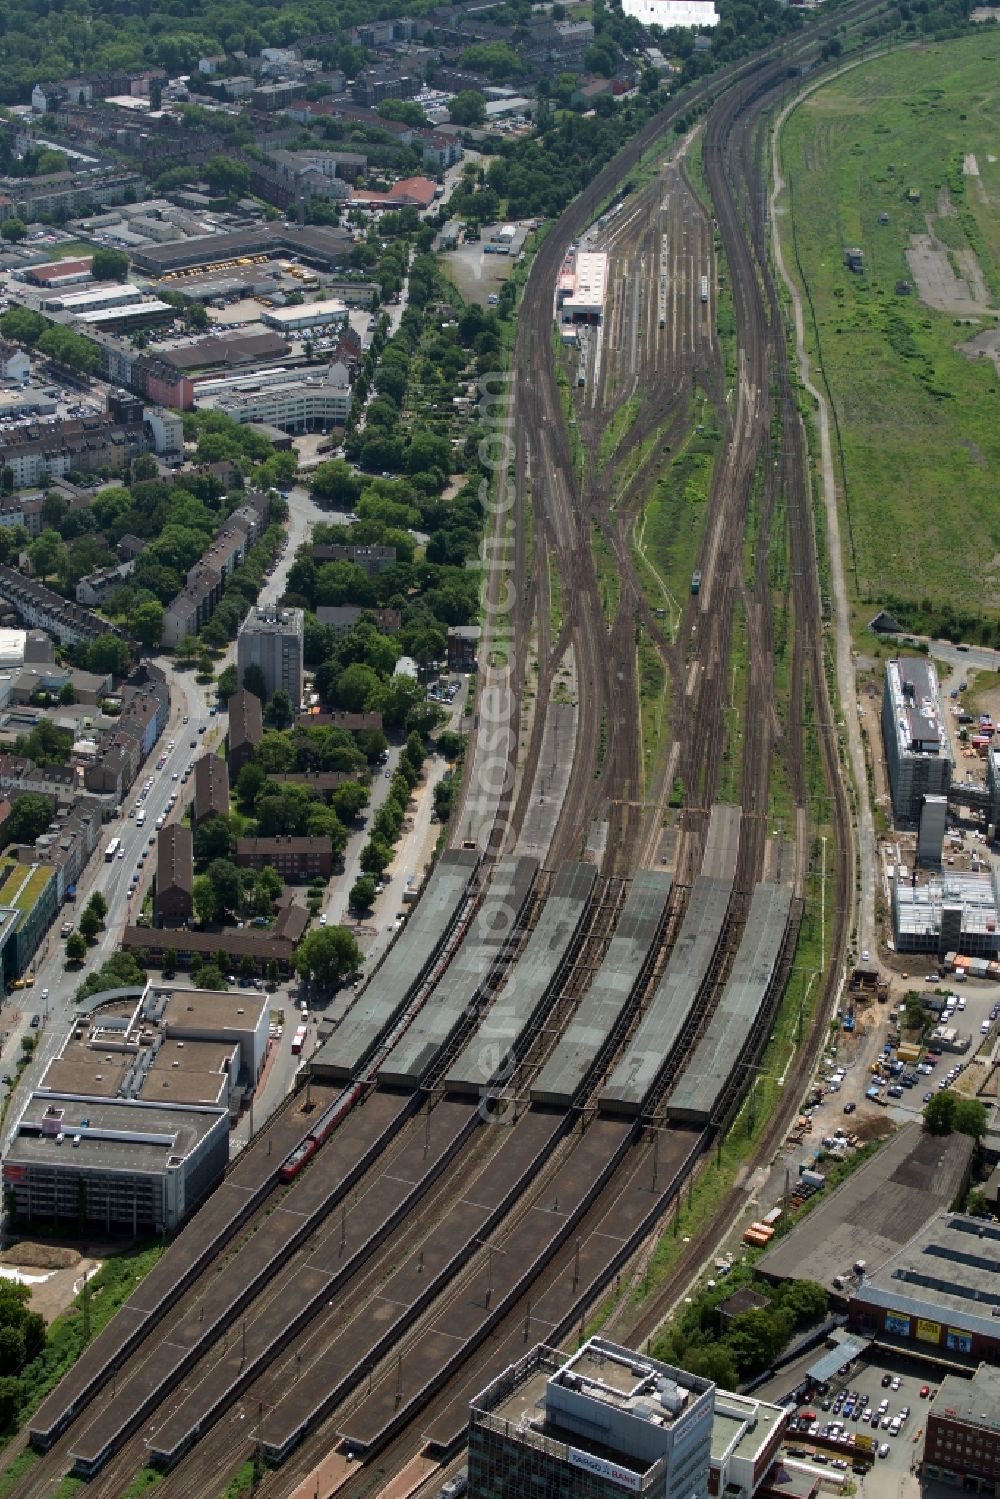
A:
[0,482,329,1134]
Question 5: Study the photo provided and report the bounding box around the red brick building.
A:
[155,824,193,928]
[235,836,331,879]
[923,1364,1000,1496]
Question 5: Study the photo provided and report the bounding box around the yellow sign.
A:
[916,1318,941,1344]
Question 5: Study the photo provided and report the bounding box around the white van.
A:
[136,810,146,826]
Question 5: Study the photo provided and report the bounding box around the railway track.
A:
[14,13,885,1498]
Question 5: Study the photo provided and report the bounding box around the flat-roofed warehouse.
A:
[261,299,348,333]
[129,224,352,278]
[755,1122,974,1297]
[847,1211,1000,1362]
[556,249,608,324]
[1,1093,229,1235]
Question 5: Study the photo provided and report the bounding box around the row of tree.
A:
[654,1274,829,1389]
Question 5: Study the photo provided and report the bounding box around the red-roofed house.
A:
[348,176,437,211]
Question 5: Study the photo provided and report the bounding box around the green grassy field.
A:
[778,34,1000,634]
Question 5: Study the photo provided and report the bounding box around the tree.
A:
[193,874,220,927]
[311,459,362,508]
[953,1097,988,1139]
[264,689,293,730]
[206,857,242,918]
[404,729,426,772]
[242,662,268,701]
[0,219,27,243]
[256,865,283,903]
[234,763,265,811]
[91,247,129,282]
[41,490,69,531]
[17,720,72,765]
[680,1343,739,1388]
[79,907,100,942]
[726,1307,788,1377]
[296,925,361,987]
[198,963,227,990]
[239,953,255,980]
[87,635,130,679]
[0,1326,23,1376]
[204,156,250,197]
[337,663,380,712]
[57,681,76,706]
[6,793,54,847]
[349,874,376,912]
[28,529,67,581]
[331,781,369,824]
[163,946,178,977]
[216,663,238,703]
[0,1375,18,1430]
[65,931,86,963]
[775,1279,828,1328]
[0,306,45,345]
[132,601,164,649]
[449,90,487,126]
[924,1090,957,1135]
[360,838,392,875]
[965,1187,990,1217]
[86,891,107,923]
[36,324,100,374]
[194,813,236,865]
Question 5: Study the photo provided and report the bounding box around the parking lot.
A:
[765,1343,954,1499]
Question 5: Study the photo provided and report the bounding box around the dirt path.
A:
[769,72,877,967]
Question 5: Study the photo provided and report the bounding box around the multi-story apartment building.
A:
[155,824,193,928]
[236,607,303,705]
[235,836,331,878]
[0,567,126,647]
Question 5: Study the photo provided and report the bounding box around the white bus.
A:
[104,837,120,863]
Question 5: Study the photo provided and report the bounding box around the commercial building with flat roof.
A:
[128,223,351,277]
[212,361,351,433]
[923,1363,1000,1496]
[756,1122,974,1298]
[469,1339,718,1499]
[882,657,953,821]
[160,987,267,1082]
[237,606,303,707]
[42,283,143,315]
[261,299,349,333]
[848,1213,1000,1362]
[892,868,1000,957]
[557,250,608,324]
[1,1092,228,1236]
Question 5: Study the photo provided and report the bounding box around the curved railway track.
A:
[12,12,886,1498]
